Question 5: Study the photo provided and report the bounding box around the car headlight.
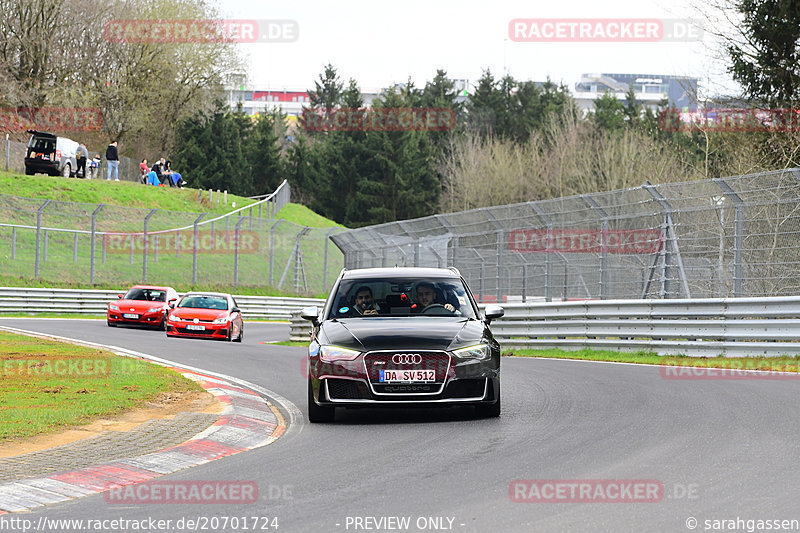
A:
[109,304,119,311]
[319,345,361,362]
[452,344,490,360]
[147,307,162,313]
[212,314,229,324]
[167,314,178,322]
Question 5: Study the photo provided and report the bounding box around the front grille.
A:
[364,351,451,381]
[326,379,367,400]
[364,351,451,396]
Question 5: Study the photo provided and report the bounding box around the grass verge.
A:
[504,347,800,371]
[0,330,201,441]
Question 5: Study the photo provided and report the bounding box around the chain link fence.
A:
[332,168,800,301]
[4,137,140,181]
[0,181,344,295]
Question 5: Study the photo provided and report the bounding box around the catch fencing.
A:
[0,181,344,294]
[332,168,800,301]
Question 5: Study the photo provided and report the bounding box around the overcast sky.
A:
[216,0,740,98]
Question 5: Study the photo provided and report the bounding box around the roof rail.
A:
[448,266,461,276]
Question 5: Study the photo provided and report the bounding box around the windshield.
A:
[328,277,477,319]
[123,288,166,302]
[178,295,228,310]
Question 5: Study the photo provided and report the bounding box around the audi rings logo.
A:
[392,353,422,365]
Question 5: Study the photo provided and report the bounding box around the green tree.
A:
[727,0,800,107]
[592,92,626,132]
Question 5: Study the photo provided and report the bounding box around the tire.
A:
[226,325,233,342]
[475,386,501,418]
[158,316,167,331]
[233,324,243,342]
[307,379,335,423]
[61,163,71,178]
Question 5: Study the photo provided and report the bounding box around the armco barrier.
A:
[0,287,324,321]
[5,288,800,357]
[492,296,800,357]
[289,297,800,357]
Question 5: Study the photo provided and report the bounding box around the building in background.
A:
[573,73,698,114]
[223,73,698,120]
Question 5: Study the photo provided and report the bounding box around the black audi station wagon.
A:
[301,267,504,422]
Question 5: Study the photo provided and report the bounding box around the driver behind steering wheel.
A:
[413,282,455,313]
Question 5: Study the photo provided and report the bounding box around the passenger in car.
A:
[413,282,455,313]
[353,286,381,316]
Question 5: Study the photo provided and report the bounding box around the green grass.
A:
[0,170,343,296]
[0,330,201,441]
[0,171,256,215]
[278,203,345,228]
[504,347,800,371]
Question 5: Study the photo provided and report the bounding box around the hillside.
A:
[0,171,343,296]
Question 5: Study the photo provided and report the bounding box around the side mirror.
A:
[300,306,320,327]
[484,305,504,324]
[117,293,123,299]
[231,307,240,314]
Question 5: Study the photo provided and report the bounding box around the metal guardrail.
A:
[6,287,799,357]
[288,297,800,357]
[491,297,800,357]
[0,287,324,321]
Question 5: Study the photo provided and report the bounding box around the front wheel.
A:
[307,379,335,423]
[233,324,243,342]
[61,163,71,178]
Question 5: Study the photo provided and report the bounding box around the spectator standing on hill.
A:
[76,143,89,178]
[106,141,119,181]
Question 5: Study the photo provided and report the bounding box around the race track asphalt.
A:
[3,318,800,533]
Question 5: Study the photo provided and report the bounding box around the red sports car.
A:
[107,285,179,330]
[165,292,244,342]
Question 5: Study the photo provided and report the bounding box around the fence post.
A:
[154,235,158,263]
[5,133,9,171]
[142,209,157,282]
[11,226,16,260]
[269,220,283,285]
[644,182,691,299]
[90,204,104,284]
[130,235,134,265]
[192,213,206,285]
[584,195,609,299]
[713,179,745,297]
[73,232,78,263]
[233,216,244,286]
[529,203,553,302]
[323,228,337,292]
[34,200,51,279]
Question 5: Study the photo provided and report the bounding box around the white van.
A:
[24,130,80,177]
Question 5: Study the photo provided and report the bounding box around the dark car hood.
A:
[319,317,485,352]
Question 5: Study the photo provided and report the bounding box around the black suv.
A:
[24,130,79,177]
[301,267,504,423]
